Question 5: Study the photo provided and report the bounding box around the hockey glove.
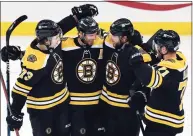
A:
[130,30,143,46]
[72,4,99,20]
[129,47,144,67]
[1,46,22,62]
[6,110,24,131]
[129,91,147,113]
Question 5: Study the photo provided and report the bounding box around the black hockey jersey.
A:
[100,34,152,108]
[61,36,104,106]
[11,40,69,114]
[134,51,188,133]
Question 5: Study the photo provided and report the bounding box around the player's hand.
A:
[129,47,144,66]
[130,30,143,46]
[6,111,24,131]
[128,91,147,112]
[0,46,22,62]
[72,4,99,20]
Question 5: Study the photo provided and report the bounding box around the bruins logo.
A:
[106,60,121,85]
[76,58,97,84]
[27,54,37,63]
[51,60,63,84]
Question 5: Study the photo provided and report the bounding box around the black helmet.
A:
[77,17,99,34]
[110,18,134,37]
[154,30,180,52]
[35,19,62,40]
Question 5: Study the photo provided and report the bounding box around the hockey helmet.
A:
[110,18,134,37]
[35,19,62,40]
[153,30,180,53]
[77,17,99,34]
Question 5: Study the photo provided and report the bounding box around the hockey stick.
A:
[5,15,28,136]
[136,110,145,135]
[0,70,20,136]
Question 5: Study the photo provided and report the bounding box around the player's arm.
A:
[130,53,163,89]
[12,67,46,112]
[59,4,98,35]
[6,63,46,131]
[129,47,178,90]
[131,29,163,66]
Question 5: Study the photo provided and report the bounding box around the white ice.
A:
[1,36,191,136]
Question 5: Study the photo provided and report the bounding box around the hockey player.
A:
[61,16,104,136]
[1,4,99,136]
[99,18,152,136]
[6,19,71,136]
[129,30,188,136]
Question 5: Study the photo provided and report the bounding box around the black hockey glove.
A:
[6,110,24,131]
[1,46,22,62]
[130,30,143,46]
[129,47,144,67]
[72,4,99,20]
[128,91,147,113]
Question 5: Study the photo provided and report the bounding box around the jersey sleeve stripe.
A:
[151,71,159,88]
[13,85,30,94]
[147,67,156,88]
[155,71,163,88]
[15,81,32,90]
[12,88,28,97]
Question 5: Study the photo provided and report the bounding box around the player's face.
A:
[110,34,121,47]
[49,34,62,48]
[84,32,97,46]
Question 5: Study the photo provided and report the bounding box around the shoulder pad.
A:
[61,37,78,51]
[21,45,49,70]
[158,56,187,71]
[134,45,152,63]
[176,51,187,62]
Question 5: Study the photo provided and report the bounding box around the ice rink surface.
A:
[1,36,191,136]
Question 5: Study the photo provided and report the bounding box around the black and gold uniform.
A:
[59,17,105,136]
[130,30,188,136]
[62,36,104,136]
[11,39,70,136]
[133,51,188,135]
[13,40,69,112]
[62,36,103,106]
[10,16,78,136]
[99,34,152,136]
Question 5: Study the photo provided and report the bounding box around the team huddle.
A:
[1,4,188,136]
